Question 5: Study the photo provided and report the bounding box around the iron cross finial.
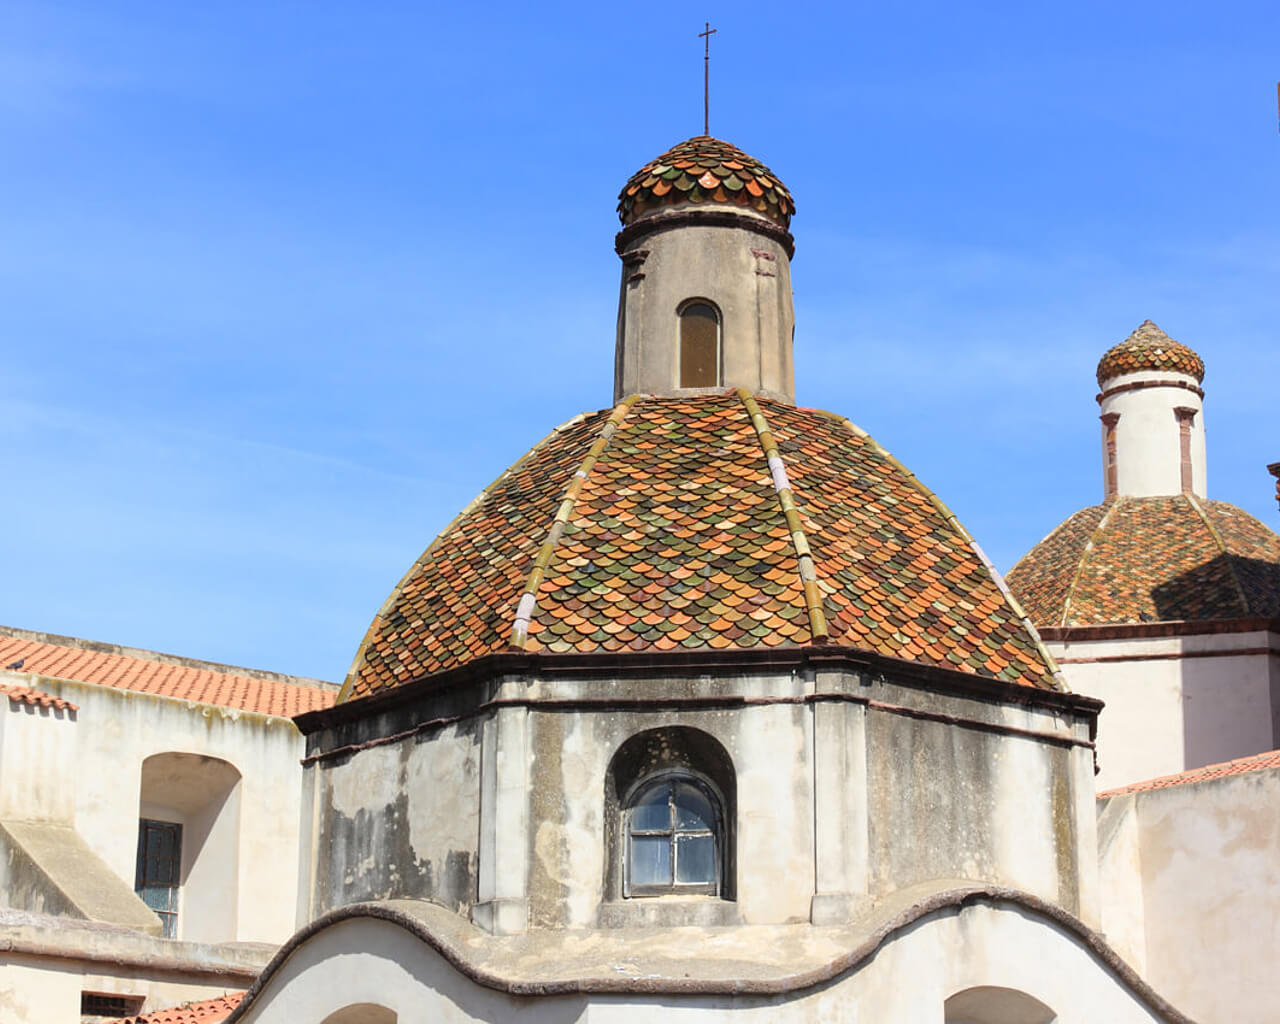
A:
[699,22,717,137]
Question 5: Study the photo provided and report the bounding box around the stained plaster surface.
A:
[229,889,1189,1023]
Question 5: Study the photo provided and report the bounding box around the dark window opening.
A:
[625,773,722,896]
[135,819,182,939]
[81,992,145,1018]
[679,301,720,388]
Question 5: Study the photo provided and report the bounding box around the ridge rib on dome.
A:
[618,136,794,228]
[340,393,1059,703]
[1007,495,1280,627]
[1096,320,1205,388]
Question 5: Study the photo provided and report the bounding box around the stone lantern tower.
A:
[614,136,797,403]
[1095,320,1207,500]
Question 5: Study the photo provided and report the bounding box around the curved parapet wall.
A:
[227,887,1194,1023]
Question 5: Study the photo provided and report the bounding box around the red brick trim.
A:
[1039,617,1280,642]
[1056,646,1275,665]
[1095,378,1204,404]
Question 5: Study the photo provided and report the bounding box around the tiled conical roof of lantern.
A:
[1096,320,1205,387]
[340,392,1060,703]
[618,136,794,228]
[1007,496,1280,627]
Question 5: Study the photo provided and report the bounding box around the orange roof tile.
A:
[0,627,335,717]
[1096,320,1204,386]
[343,392,1059,702]
[1007,496,1280,626]
[122,993,243,1024]
[0,681,77,711]
[1099,749,1280,798]
[618,136,794,227]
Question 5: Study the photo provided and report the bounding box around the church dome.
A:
[340,392,1059,703]
[1096,320,1205,388]
[617,136,794,228]
[1007,496,1280,627]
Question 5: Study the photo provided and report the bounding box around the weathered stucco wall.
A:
[17,676,308,945]
[1098,765,1280,1024]
[614,215,796,403]
[307,719,482,921]
[234,901,1171,1023]
[1049,629,1277,790]
[301,659,1098,934]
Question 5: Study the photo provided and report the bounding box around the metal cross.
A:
[699,22,717,137]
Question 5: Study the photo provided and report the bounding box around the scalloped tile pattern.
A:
[1096,320,1205,386]
[770,406,1053,685]
[1008,497,1280,626]
[345,394,1060,702]
[618,136,794,228]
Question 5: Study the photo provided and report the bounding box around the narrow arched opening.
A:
[135,752,241,942]
[678,299,721,388]
[604,726,736,901]
[944,985,1057,1024]
[321,1004,398,1024]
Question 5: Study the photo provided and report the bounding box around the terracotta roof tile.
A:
[618,136,794,228]
[0,628,334,717]
[122,993,243,1024]
[1096,320,1204,386]
[1008,496,1280,626]
[0,681,77,711]
[343,393,1059,701]
[1099,748,1280,798]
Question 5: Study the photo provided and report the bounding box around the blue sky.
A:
[2,2,1277,681]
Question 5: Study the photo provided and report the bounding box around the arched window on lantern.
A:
[678,300,721,388]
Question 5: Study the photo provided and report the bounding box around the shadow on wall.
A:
[1150,554,1280,621]
[321,1005,397,1024]
[944,985,1057,1024]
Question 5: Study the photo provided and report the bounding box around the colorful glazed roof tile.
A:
[342,392,1059,702]
[1096,320,1204,387]
[0,681,77,712]
[0,626,335,717]
[618,136,794,228]
[1099,748,1280,798]
[122,993,243,1024]
[1007,496,1280,626]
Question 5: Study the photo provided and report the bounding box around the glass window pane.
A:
[675,833,717,885]
[630,785,671,832]
[672,783,714,831]
[629,835,671,887]
[680,304,719,387]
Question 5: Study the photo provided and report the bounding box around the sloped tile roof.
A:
[122,993,243,1024]
[1007,496,1280,626]
[619,136,794,227]
[0,681,77,711]
[343,392,1058,702]
[0,627,335,717]
[1099,748,1280,798]
[1096,320,1204,386]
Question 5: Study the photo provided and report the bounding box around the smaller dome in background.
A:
[1007,496,1280,627]
[618,136,794,228]
[1096,320,1205,388]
